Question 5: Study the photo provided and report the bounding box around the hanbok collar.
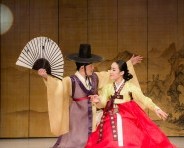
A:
[114,79,125,92]
[75,71,91,90]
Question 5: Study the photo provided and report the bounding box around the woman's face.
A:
[110,62,124,81]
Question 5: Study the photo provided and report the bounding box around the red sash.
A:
[73,97,89,101]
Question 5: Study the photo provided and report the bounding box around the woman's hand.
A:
[38,68,48,79]
[130,54,143,65]
[155,108,168,120]
[89,95,100,103]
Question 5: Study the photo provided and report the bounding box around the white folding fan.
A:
[16,36,64,80]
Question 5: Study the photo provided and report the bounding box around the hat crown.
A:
[66,43,103,63]
[79,44,92,58]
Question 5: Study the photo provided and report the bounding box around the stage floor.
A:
[0,137,183,148]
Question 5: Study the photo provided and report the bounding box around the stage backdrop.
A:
[1,0,184,137]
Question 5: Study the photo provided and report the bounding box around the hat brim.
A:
[67,53,104,63]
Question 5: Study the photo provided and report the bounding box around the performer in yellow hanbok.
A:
[86,60,176,148]
[38,44,142,148]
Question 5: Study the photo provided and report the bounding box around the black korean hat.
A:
[67,44,103,63]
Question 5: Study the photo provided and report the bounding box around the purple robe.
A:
[53,73,98,148]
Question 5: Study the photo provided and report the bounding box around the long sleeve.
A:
[127,82,160,111]
[45,75,72,136]
[126,60,141,89]
[95,71,112,90]
[95,84,113,109]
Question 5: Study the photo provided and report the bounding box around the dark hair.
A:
[115,60,133,81]
[75,62,91,70]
